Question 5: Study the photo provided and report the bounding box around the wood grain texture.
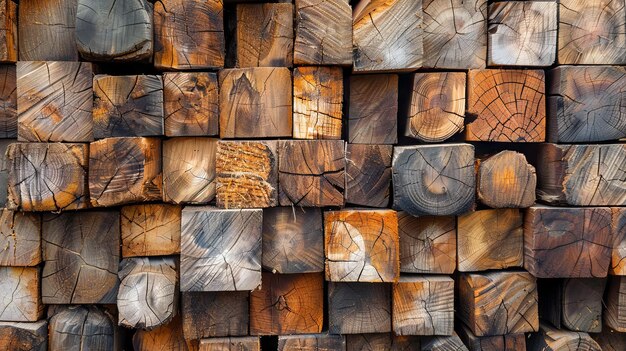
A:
[558,0,626,65]
[406,72,465,143]
[605,276,626,332]
[0,209,41,266]
[423,0,487,69]
[348,74,398,144]
[219,67,292,138]
[278,334,346,351]
[42,211,119,304]
[93,75,164,138]
[457,324,525,351]
[458,271,538,336]
[398,213,455,274]
[392,144,475,216]
[548,66,626,143]
[476,151,536,208]
[181,291,249,339]
[466,69,546,142]
[133,315,190,351]
[180,207,262,291]
[352,0,422,72]
[121,204,181,257]
[0,65,16,138]
[48,305,116,351]
[421,332,468,351]
[593,327,626,350]
[0,1,16,62]
[328,282,391,334]
[345,144,392,208]
[278,140,345,207]
[199,337,259,351]
[262,207,324,274]
[541,278,605,333]
[527,322,601,351]
[6,142,88,211]
[17,61,93,142]
[163,72,219,137]
[154,0,224,69]
[325,209,399,282]
[346,334,420,351]
[0,320,47,351]
[76,0,153,62]
[0,267,42,322]
[0,139,10,207]
[612,207,626,274]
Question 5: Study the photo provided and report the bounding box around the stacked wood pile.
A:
[0,0,624,350]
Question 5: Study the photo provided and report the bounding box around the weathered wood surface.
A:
[0,140,11,207]
[421,332,468,351]
[216,140,277,208]
[476,151,536,208]
[593,328,626,351]
[234,3,293,67]
[325,210,399,282]
[219,68,292,138]
[199,337,259,351]
[457,324,525,351]
[467,69,546,142]
[278,334,346,351]
[42,211,119,304]
[181,291,249,339]
[17,61,93,142]
[6,142,88,211]
[458,271,538,336]
[527,322,601,351]
[423,0,487,69]
[0,320,47,351]
[278,140,345,207]
[398,213,456,274]
[558,0,626,65]
[346,334,420,351]
[392,144,475,216]
[154,0,224,69]
[345,144,392,208]
[250,272,323,335]
[93,75,164,138]
[0,65,16,138]
[163,72,219,137]
[405,72,465,143]
[76,0,153,62]
[180,207,262,291]
[48,306,116,351]
[294,0,352,65]
[121,204,181,257]
[541,278,605,333]
[133,315,189,351]
[393,275,454,336]
[352,0,422,72]
[262,207,324,274]
[605,276,626,332]
[328,282,391,334]
[0,267,42,322]
[348,74,398,144]
[0,209,40,266]
[0,1,16,63]
[612,207,626,275]
[548,66,626,143]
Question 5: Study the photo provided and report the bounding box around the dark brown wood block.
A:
[421,332,468,351]
[592,328,626,351]
[48,305,116,351]
[524,206,612,278]
[121,204,181,257]
[199,337,259,351]
[278,334,346,351]
[0,65,16,138]
[0,267,42,322]
[348,74,398,145]
[0,139,10,207]
[457,324,525,351]
[0,1,16,63]
[182,291,248,340]
[605,276,626,332]
[345,144,392,208]
[612,207,626,275]
[0,209,40,266]
[527,322,600,351]
[0,320,47,351]
[540,278,605,333]
[399,213,456,274]
[476,151,536,208]
[328,282,391,334]
[346,334,420,351]
[133,315,189,351]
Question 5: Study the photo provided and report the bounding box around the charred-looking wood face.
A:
[0,320,47,351]
[17,62,93,142]
[328,282,392,334]
[154,0,224,69]
[41,211,119,304]
[199,337,260,351]
[121,204,181,258]
[0,209,41,267]
[6,142,88,212]
[76,0,153,62]
[48,306,116,351]
[182,291,249,339]
[593,330,626,351]
[605,276,626,332]
[527,323,601,351]
[553,278,606,333]
[278,334,346,351]
[398,213,456,275]
[0,0,16,63]
[345,144,392,208]
[467,69,546,142]
[0,65,16,138]
[348,74,398,145]
[392,144,475,216]
[0,267,43,322]
[476,151,536,208]
[612,208,626,275]
[0,140,9,207]
[180,207,262,292]
[133,315,188,351]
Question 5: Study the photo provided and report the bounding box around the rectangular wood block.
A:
[346,334,420,351]
[199,337,260,351]
[348,74,398,144]
[457,324,525,351]
[180,207,262,291]
[48,305,116,351]
[121,204,181,257]
[592,328,626,351]
[476,150,536,208]
[612,207,626,275]
[605,276,626,332]
[0,65,16,138]
[0,267,42,322]
[328,282,391,334]
[399,213,456,274]
[421,332,467,351]
[524,206,612,278]
[0,0,16,63]
[0,209,41,266]
[0,139,9,207]
[182,291,249,339]
[133,315,188,351]
[345,144,392,208]
[527,322,601,351]
[278,334,346,351]
[0,320,47,351]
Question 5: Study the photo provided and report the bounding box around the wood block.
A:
[42,211,119,304]
[392,144,475,216]
[17,61,93,142]
[262,207,324,274]
[293,67,342,140]
[76,0,152,62]
[325,209,399,282]
[611,207,626,275]
[89,137,162,207]
[524,206,612,278]
[399,213,456,274]
[457,209,523,272]
[180,207,262,291]
[345,144,392,208]
[0,139,11,207]
[234,3,293,67]
[6,142,88,211]
[294,0,352,65]
[0,267,42,322]
[592,328,626,351]
[537,144,626,206]
[219,67,291,138]
[0,65,15,138]
[48,306,116,351]
[527,322,600,351]
[18,0,78,61]
[423,0,487,69]
[466,69,546,142]
[163,137,217,204]
[328,282,391,334]
[0,320,47,351]
[216,140,278,208]
[250,272,323,335]
[199,337,259,351]
[133,315,189,351]
[393,276,454,336]
[0,209,40,266]
[182,291,249,339]
[278,140,345,207]
[0,1,16,63]
[121,204,181,257]
[279,334,346,351]
[405,72,465,143]
[540,278,605,333]
[421,332,468,351]
[488,1,557,66]
[348,75,398,144]
[346,334,420,351]
[606,276,626,332]
[558,0,626,65]
[163,72,219,137]
[352,0,422,72]
[93,75,164,138]
[548,66,626,143]
[457,324,525,351]
[476,151,536,208]
[154,0,224,69]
